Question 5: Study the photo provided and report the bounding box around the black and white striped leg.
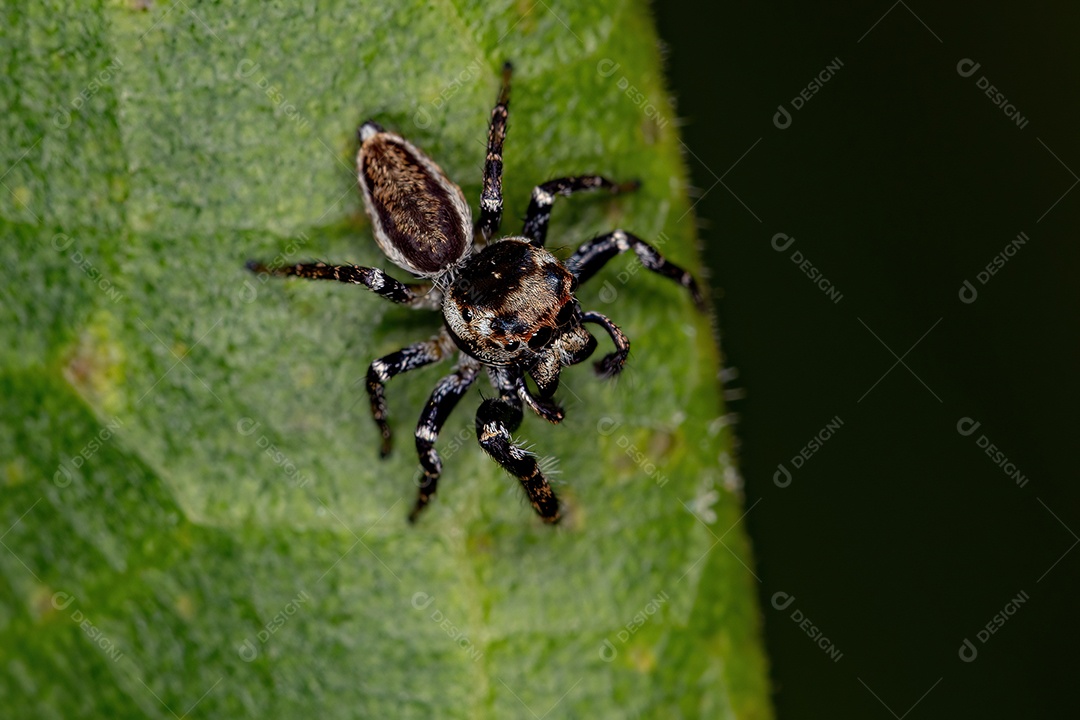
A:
[521,176,639,247]
[565,229,705,309]
[476,392,561,523]
[475,62,512,244]
[582,311,630,378]
[365,331,454,457]
[410,360,481,523]
[246,261,439,308]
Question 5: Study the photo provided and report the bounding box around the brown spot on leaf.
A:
[62,312,126,414]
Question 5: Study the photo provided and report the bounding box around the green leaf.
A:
[1,1,772,717]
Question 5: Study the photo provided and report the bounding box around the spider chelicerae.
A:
[248,63,703,524]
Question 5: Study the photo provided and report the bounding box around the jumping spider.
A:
[248,63,703,524]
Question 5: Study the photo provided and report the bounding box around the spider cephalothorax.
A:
[249,63,703,524]
[444,239,595,399]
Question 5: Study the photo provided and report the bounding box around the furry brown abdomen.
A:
[357,124,472,277]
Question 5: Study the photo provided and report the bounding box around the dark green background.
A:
[656,2,1078,718]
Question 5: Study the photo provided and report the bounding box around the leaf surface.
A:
[0,1,771,717]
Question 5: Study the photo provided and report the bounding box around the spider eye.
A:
[555,303,575,326]
[461,308,473,323]
[527,325,552,349]
[528,326,553,350]
[568,276,579,292]
[505,340,520,351]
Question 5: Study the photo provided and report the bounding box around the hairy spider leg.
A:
[365,330,456,456]
[477,368,561,523]
[410,358,481,522]
[581,311,630,378]
[521,176,640,247]
[475,62,513,245]
[565,229,706,310]
[245,261,440,309]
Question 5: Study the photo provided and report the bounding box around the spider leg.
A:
[477,368,561,523]
[410,358,481,523]
[565,229,705,310]
[582,311,630,378]
[246,261,440,309]
[474,62,512,245]
[522,176,639,247]
[365,329,456,456]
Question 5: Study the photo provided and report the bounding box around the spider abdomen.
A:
[357,121,473,277]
